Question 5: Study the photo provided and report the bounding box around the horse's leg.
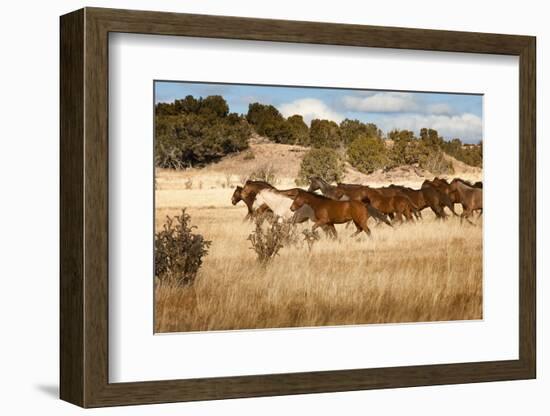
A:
[359,218,372,237]
[438,204,448,220]
[315,220,336,239]
[351,220,363,237]
[459,207,473,225]
[319,225,334,238]
[462,208,475,226]
[430,206,441,220]
[327,224,338,239]
[404,207,413,222]
[312,220,329,236]
[395,211,403,224]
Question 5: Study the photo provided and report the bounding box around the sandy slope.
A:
[155,136,482,191]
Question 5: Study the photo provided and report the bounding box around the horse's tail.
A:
[366,204,392,227]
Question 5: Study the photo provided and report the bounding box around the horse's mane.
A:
[245,179,275,188]
[276,187,301,193]
[337,182,364,188]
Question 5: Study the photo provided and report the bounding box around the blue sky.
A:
[155,81,483,143]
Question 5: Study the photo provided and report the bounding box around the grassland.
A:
[154,157,483,333]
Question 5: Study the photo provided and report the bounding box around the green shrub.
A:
[286,114,310,145]
[174,95,200,114]
[387,129,418,167]
[386,128,466,173]
[309,119,341,148]
[347,135,389,174]
[420,127,444,149]
[416,143,454,174]
[198,95,229,118]
[246,103,291,143]
[155,209,211,286]
[340,119,381,146]
[441,138,482,167]
[155,96,251,168]
[296,147,344,186]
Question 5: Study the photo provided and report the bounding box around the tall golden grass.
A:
[155,173,482,333]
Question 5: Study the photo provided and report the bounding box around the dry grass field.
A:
[154,145,483,333]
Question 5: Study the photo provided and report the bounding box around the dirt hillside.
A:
[155,135,482,190]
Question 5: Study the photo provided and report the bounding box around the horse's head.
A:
[448,178,460,191]
[290,192,306,212]
[231,186,243,205]
[307,176,322,193]
[421,179,433,189]
[433,177,449,187]
[446,180,463,203]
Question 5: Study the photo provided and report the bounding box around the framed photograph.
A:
[60,7,536,408]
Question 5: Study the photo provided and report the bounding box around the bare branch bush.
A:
[247,217,299,265]
[155,209,211,286]
[302,229,320,251]
[248,164,279,185]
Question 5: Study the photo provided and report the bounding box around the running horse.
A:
[389,184,457,219]
[231,180,273,221]
[254,187,315,223]
[290,190,372,239]
[309,177,417,223]
[448,178,483,224]
[307,177,392,226]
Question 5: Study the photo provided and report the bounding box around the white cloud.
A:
[278,98,344,124]
[341,92,461,116]
[427,103,453,115]
[342,92,419,113]
[274,95,481,142]
[377,113,482,143]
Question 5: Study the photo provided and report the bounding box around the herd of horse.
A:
[231,176,483,238]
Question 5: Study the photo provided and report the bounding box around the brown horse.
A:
[455,178,483,190]
[421,179,459,217]
[336,181,420,221]
[356,186,418,223]
[231,180,274,220]
[290,190,371,238]
[375,185,424,219]
[448,179,483,223]
[390,184,455,219]
[321,179,418,223]
[307,177,392,226]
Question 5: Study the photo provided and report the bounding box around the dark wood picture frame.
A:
[60,7,536,408]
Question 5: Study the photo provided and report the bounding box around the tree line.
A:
[155,95,482,179]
